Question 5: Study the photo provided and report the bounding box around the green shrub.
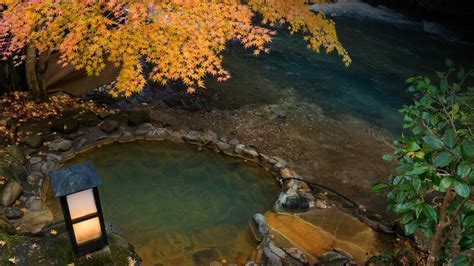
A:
[373,61,473,265]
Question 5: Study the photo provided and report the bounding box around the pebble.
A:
[48,139,73,152]
[27,172,43,185]
[25,197,43,211]
[5,207,23,219]
[228,138,239,146]
[29,157,43,165]
[235,144,245,154]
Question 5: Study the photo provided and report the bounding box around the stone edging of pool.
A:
[0,119,394,265]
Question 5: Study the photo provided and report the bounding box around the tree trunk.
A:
[0,58,25,93]
[427,190,456,265]
[25,45,50,102]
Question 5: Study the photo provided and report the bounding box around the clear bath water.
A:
[50,141,279,265]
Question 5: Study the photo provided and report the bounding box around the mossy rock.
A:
[98,111,113,120]
[0,231,140,265]
[20,135,44,149]
[0,216,16,235]
[7,146,25,165]
[0,115,10,127]
[74,233,141,266]
[18,120,51,135]
[111,113,129,124]
[0,161,10,178]
[51,118,79,134]
[0,232,74,265]
[7,162,28,182]
[127,111,150,127]
[0,136,10,146]
[78,114,101,128]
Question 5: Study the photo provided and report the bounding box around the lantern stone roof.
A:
[49,161,102,197]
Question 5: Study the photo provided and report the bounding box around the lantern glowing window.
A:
[49,161,108,256]
[66,189,98,219]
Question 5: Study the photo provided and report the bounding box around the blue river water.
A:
[206,0,473,134]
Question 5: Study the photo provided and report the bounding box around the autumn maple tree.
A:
[0,0,350,101]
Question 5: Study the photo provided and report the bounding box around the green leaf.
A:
[459,236,473,251]
[461,114,474,125]
[452,103,460,114]
[451,255,470,266]
[382,154,393,162]
[457,163,472,179]
[410,165,429,175]
[457,67,465,80]
[445,58,453,68]
[433,152,453,167]
[412,126,422,135]
[372,183,389,192]
[399,213,414,225]
[463,215,474,228]
[407,141,421,151]
[423,134,444,149]
[413,178,422,192]
[439,177,454,190]
[461,141,474,158]
[422,205,438,223]
[442,129,456,148]
[404,221,417,235]
[415,205,422,218]
[453,180,470,198]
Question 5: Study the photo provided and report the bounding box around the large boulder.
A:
[182,130,201,142]
[250,213,269,241]
[281,196,310,212]
[0,215,16,234]
[8,146,26,165]
[21,135,44,149]
[48,139,73,152]
[100,120,120,133]
[51,118,79,134]
[0,221,142,265]
[316,251,351,266]
[78,113,101,127]
[9,162,28,182]
[134,123,156,136]
[274,181,314,213]
[127,110,150,127]
[1,179,23,206]
[5,206,24,219]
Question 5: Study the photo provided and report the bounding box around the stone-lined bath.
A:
[48,141,280,265]
[1,113,395,265]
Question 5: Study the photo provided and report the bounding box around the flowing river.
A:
[205,0,473,135]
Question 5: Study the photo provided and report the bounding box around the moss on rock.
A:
[51,118,79,134]
[127,111,150,127]
[0,218,141,265]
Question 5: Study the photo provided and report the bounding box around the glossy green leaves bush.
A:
[373,62,473,263]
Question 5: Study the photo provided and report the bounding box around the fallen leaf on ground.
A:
[8,257,17,264]
[128,257,137,266]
